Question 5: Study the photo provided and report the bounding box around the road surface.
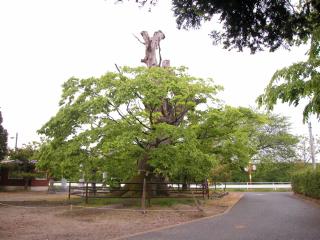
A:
[125,192,320,240]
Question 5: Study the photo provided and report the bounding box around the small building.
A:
[0,159,49,191]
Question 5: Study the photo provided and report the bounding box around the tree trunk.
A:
[111,172,169,198]
[181,175,190,191]
[24,178,29,190]
[139,31,165,67]
[48,178,56,194]
[115,30,171,199]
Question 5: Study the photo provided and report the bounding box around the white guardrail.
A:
[211,182,292,190]
[53,182,292,190]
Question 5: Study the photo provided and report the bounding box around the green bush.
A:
[291,168,320,199]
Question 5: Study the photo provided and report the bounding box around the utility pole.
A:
[10,132,18,149]
[308,122,316,169]
[15,132,18,149]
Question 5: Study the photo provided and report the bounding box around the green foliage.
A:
[173,0,318,52]
[206,111,299,182]
[149,198,194,207]
[254,114,299,162]
[38,66,301,184]
[5,143,41,188]
[0,110,8,160]
[80,197,195,207]
[258,27,320,122]
[127,0,320,53]
[199,106,266,167]
[254,161,304,182]
[292,167,320,199]
[38,66,222,182]
[8,142,39,161]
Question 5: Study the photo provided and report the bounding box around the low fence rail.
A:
[67,181,210,203]
[52,181,291,203]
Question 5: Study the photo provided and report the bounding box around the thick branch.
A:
[114,63,121,73]
[158,42,162,67]
[173,106,189,125]
[135,137,146,149]
[148,136,171,148]
[133,34,145,45]
[149,106,156,127]
[126,102,151,130]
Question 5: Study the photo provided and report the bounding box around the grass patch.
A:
[79,197,140,207]
[77,196,197,208]
[149,198,195,207]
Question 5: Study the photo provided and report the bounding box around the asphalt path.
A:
[125,192,320,240]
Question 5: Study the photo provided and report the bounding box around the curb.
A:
[111,193,244,240]
[292,193,320,208]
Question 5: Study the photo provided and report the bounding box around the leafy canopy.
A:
[254,113,299,162]
[37,66,222,181]
[37,66,300,183]
[123,0,320,53]
[122,1,320,122]
[172,0,320,52]
[202,110,299,182]
[257,28,320,122]
[5,143,40,179]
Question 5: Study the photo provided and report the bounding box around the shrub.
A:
[291,168,320,199]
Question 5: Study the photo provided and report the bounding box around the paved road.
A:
[126,192,320,240]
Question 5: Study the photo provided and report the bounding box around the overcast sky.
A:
[0,0,318,148]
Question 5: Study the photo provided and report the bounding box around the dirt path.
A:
[0,192,242,240]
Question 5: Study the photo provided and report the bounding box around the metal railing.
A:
[210,182,291,190]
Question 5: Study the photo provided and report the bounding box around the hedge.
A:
[291,168,320,199]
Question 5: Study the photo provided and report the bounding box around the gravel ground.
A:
[0,191,242,240]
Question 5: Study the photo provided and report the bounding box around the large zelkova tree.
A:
[36,68,300,187]
[0,110,8,160]
[124,0,320,53]
[37,66,222,193]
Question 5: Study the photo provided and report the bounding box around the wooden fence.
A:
[68,181,210,204]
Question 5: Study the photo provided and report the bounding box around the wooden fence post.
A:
[93,182,96,196]
[68,182,71,200]
[202,183,205,200]
[141,177,146,213]
[85,182,88,204]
